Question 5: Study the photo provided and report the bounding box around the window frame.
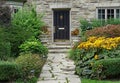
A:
[96,7,120,20]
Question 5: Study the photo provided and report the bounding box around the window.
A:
[13,8,19,13]
[97,7,120,20]
[10,5,22,14]
[116,9,120,18]
[107,9,114,19]
[98,9,105,19]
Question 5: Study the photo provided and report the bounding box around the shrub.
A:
[0,61,22,81]
[12,5,44,37]
[80,18,120,32]
[0,27,11,60]
[80,18,92,31]
[19,37,48,57]
[15,53,46,79]
[69,49,81,60]
[91,19,106,28]
[0,42,11,60]
[92,58,120,79]
[106,18,120,25]
[15,77,38,83]
[7,26,34,57]
[77,36,120,50]
[72,36,120,79]
[86,25,120,38]
[6,5,45,57]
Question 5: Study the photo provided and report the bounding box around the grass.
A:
[82,78,120,83]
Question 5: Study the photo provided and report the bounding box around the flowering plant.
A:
[73,36,120,79]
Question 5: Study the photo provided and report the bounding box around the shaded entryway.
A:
[53,9,70,42]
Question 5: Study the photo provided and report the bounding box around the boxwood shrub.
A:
[0,61,22,81]
[92,58,120,79]
[15,53,46,79]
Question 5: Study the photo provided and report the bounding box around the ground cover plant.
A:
[82,78,120,83]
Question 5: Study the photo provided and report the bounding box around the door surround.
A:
[52,8,71,43]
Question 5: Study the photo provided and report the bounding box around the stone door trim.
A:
[52,9,71,42]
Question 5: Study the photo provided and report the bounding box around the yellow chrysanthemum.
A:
[94,55,99,60]
[77,36,120,50]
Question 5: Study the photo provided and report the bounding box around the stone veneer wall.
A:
[28,0,120,41]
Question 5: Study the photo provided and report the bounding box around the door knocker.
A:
[60,15,63,20]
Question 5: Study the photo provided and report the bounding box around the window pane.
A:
[107,9,114,19]
[14,9,18,13]
[116,9,120,18]
[98,9,105,19]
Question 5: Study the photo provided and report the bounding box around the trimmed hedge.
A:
[92,58,120,79]
[15,53,46,79]
[0,61,22,81]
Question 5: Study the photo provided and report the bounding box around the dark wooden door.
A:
[53,10,70,41]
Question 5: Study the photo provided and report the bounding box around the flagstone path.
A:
[37,53,81,83]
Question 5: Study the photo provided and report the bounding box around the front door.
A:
[53,9,70,42]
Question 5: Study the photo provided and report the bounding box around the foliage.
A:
[74,18,120,80]
[106,18,120,25]
[5,5,45,57]
[69,49,81,60]
[0,27,11,60]
[15,53,46,79]
[82,78,120,83]
[15,77,38,83]
[12,5,44,37]
[19,37,48,57]
[78,36,120,50]
[91,19,106,28]
[86,25,120,38]
[80,18,92,31]
[80,18,120,32]
[0,42,11,60]
[92,58,120,79]
[0,61,22,81]
[6,25,34,57]
[71,36,120,79]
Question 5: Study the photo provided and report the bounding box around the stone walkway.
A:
[37,53,81,83]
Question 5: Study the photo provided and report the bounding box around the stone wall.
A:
[34,0,120,30]
[29,0,120,42]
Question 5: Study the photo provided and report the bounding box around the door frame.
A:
[52,8,71,43]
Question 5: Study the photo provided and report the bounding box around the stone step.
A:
[48,45,71,49]
[40,37,51,40]
[49,49,70,53]
[54,42,71,45]
[40,34,52,38]
[41,40,48,43]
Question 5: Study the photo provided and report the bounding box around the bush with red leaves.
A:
[86,25,120,38]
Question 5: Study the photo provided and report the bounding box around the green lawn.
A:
[82,79,120,83]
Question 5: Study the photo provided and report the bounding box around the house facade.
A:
[5,0,120,43]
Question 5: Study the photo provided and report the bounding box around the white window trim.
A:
[96,7,120,20]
